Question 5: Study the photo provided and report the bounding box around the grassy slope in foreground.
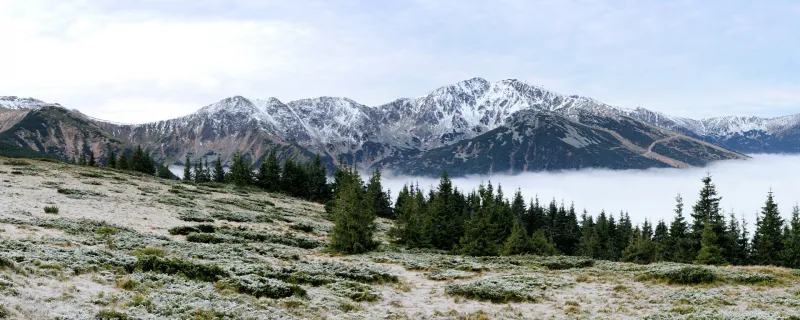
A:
[0,158,799,319]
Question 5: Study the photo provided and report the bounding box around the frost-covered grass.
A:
[445,275,567,303]
[2,158,800,319]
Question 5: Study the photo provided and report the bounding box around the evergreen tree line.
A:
[78,146,174,179]
[182,149,393,208]
[385,172,800,268]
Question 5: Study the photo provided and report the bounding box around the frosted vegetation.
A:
[1,158,800,319]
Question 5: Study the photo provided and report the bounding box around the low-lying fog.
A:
[171,154,800,229]
[380,154,800,229]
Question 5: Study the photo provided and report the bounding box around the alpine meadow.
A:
[4,1,800,320]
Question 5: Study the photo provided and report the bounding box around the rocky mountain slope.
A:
[3,77,791,175]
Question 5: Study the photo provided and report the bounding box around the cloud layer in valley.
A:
[3,1,800,122]
[380,154,800,230]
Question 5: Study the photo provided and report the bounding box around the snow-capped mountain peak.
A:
[0,96,56,110]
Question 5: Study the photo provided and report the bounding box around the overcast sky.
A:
[3,0,800,123]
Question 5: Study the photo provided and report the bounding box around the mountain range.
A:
[2,77,797,176]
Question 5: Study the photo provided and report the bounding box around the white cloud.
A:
[380,155,800,231]
[2,0,800,122]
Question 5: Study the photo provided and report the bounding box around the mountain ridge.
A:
[2,77,792,175]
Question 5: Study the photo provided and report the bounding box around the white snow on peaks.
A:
[0,96,54,110]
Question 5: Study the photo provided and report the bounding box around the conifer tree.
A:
[653,220,669,262]
[194,159,205,183]
[366,169,394,219]
[262,149,281,191]
[329,165,376,254]
[460,183,502,256]
[203,158,211,182]
[78,153,87,166]
[157,163,173,179]
[426,171,465,249]
[117,152,129,170]
[308,154,330,202]
[524,197,545,236]
[88,151,96,167]
[389,185,419,244]
[107,150,117,168]
[782,205,800,268]
[667,194,694,263]
[695,219,727,265]
[130,146,156,175]
[725,211,747,265]
[691,175,724,254]
[502,220,529,255]
[752,191,784,266]
[622,233,657,264]
[213,157,225,182]
[228,152,253,186]
[183,155,192,181]
[528,230,559,256]
[736,214,751,266]
[577,213,600,258]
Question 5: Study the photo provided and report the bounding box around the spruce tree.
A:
[203,158,211,182]
[426,171,465,249]
[88,151,96,167]
[329,166,376,254]
[653,220,669,262]
[213,158,225,182]
[736,214,751,266]
[528,230,559,256]
[667,194,694,263]
[695,219,727,265]
[78,153,87,166]
[460,183,501,256]
[691,175,723,255]
[524,197,546,236]
[622,233,657,264]
[157,163,173,179]
[389,185,419,245]
[502,220,530,255]
[194,159,205,183]
[752,191,784,266]
[228,152,253,186]
[725,211,746,265]
[107,150,117,168]
[263,149,281,191]
[183,155,192,181]
[782,205,800,268]
[308,154,330,202]
[366,169,394,219]
[256,151,271,189]
[117,152,129,170]
[577,213,600,258]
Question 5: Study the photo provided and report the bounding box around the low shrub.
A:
[212,198,274,212]
[637,266,716,285]
[178,210,215,223]
[290,223,314,233]
[43,206,59,214]
[425,269,475,281]
[211,211,255,223]
[118,278,139,290]
[327,280,381,302]
[95,309,130,320]
[224,274,306,299]
[445,275,563,303]
[217,228,324,249]
[168,225,216,235]
[133,256,228,282]
[4,159,31,166]
[185,233,245,244]
[78,172,105,178]
[131,247,166,257]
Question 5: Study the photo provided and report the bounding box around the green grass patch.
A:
[43,205,59,214]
